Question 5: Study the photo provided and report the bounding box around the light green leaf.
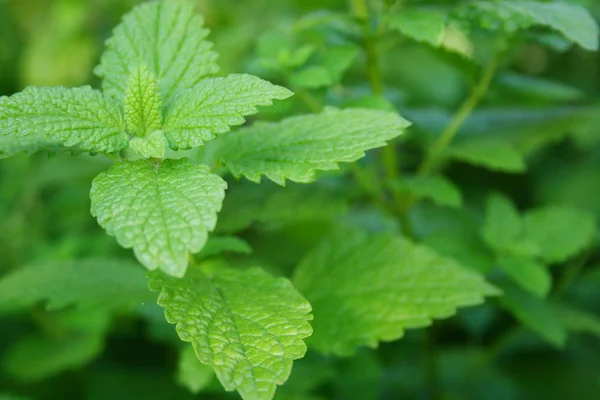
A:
[197,235,252,259]
[176,346,215,394]
[293,230,499,356]
[320,45,359,82]
[129,130,168,159]
[216,108,410,185]
[386,9,446,46]
[555,303,600,337]
[497,255,551,298]
[290,66,332,89]
[0,86,127,154]
[0,259,152,312]
[148,265,313,400]
[522,206,596,263]
[164,74,292,149]
[499,281,566,347]
[97,0,219,103]
[391,175,462,207]
[2,309,110,382]
[481,193,522,253]
[447,140,526,173]
[90,158,227,277]
[124,64,162,137]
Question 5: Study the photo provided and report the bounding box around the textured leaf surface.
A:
[497,255,551,298]
[97,0,219,103]
[0,259,152,312]
[129,130,168,159]
[124,64,162,137]
[293,230,499,356]
[499,281,566,347]
[522,206,596,263]
[386,9,445,46]
[164,74,292,149]
[148,266,313,400]
[0,86,127,154]
[391,175,462,207]
[90,158,227,277]
[216,108,410,185]
[177,346,215,394]
[447,140,526,173]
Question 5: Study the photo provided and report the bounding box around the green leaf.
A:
[197,235,252,259]
[163,74,292,149]
[2,309,111,382]
[497,255,551,298]
[0,259,152,312]
[124,64,162,137]
[290,66,332,89]
[446,140,526,173]
[216,108,411,185]
[148,265,313,400]
[293,230,499,356]
[0,86,127,154]
[555,303,600,337]
[386,9,446,46]
[129,130,168,159]
[498,281,566,347]
[90,158,227,277]
[176,346,215,394]
[522,206,596,263]
[390,175,462,207]
[97,0,219,103]
[481,193,522,253]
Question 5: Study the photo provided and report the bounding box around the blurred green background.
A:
[1,0,600,399]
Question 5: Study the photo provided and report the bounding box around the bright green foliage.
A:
[385,9,445,46]
[163,74,292,149]
[197,235,252,259]
[124,64,162,138]
[129,130,168,159]
[456,1,599,50]
[522,206,596,263]
[499,281,566,347]
[0,259,152,311]
[90,158,227,277]
[216,108,410,185]
[2,309,111,382]
[96,0,219,103]
[290,46,359,89]
[148,266,313,400]
[497,255,551,298]
[446,140,526,173]
[390,175,462,207]
[293,230,499,356]
[482,193,522,253]
[0,86,127,154]
[176,346,215,394]
[555,304,600,337]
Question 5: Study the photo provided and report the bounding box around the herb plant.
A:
[1,0,600,399]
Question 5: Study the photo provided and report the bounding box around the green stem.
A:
[418,51,503,177]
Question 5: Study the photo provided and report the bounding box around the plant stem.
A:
[418,51,503,177]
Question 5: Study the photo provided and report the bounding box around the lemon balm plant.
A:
[1,0,600,399]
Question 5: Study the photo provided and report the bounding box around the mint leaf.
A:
[124,64,162,137]
[197,235,252,259]
[164,74,292,149]
[555,303,600,337]
[177,346,215,394]
[97,0,219,103]
[390,175,462,207]
[447,140,526,173]
[499,281,566,347]
[522,206,596,263]
[0,86,127,154]
[290,66,332,89]
[497,255,551,298]
[293,230,499,356]
[216,108,410,185]
[386,9,446,46]
[0,259,152,312]
[148,266,313,400]
[129,130,168,159]
[90,158,227,277]
[481,193,522,253]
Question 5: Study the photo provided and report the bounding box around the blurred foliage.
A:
[1,0,600,399]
